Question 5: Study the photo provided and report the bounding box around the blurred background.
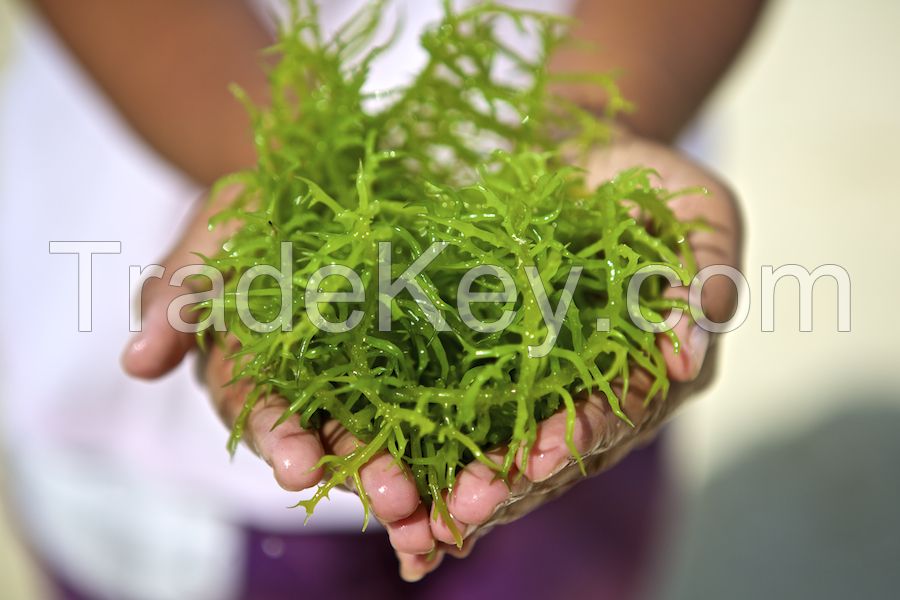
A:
[1,0,898,598]
[654,0,900,596]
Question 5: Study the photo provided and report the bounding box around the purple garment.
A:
[51,440,667,600]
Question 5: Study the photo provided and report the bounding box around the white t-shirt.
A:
[0,1,571,598]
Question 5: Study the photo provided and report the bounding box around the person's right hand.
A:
[120,186,441,567]
[393,133,743,580]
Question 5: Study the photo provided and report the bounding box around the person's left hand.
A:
[121,186,439,564]
[396,134,742,581]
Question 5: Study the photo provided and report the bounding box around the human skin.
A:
[32,0,760,581]
[118,134,741,582]
[401,134,742,579]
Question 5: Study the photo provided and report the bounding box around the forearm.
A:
[34,0,765,183]
[32,0,272,185]
[554,0,767,142]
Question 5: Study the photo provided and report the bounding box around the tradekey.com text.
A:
[49,241,851,358]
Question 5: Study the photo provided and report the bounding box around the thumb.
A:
[584,134,742,384]
[658,167,742,383]
[121,184,243,379]
[120,277,198,380]
[659,290,710,383]
[397,550,444,583]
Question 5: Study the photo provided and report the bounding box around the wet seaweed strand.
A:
[202,0,697,545]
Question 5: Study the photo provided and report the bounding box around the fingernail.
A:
[532,449,568,483]
[443,516,469,542]
[399,558,427,583]
[123,330,148,359]
[418,540,437,555]
[534,462,566,483]
[400,565,423,583]
[121,327,155,370]
[124,300,165,357]
[688,326,710,379]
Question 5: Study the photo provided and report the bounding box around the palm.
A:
[123,135,741,581]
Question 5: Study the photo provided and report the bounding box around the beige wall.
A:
[659,4,900,594]
[1,2,46,597]
[669,0,900,484]
[0,0,14,60]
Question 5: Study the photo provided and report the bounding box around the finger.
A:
[205,342,325,491]
[447,449,512,526]
[658,186,736,382]
[121,285,196,379]
[658,287,710,383]
[587,135,742,315]
[397,549,444,583]
[669,182,742,324]
[659,157,741,382]
[515,392,618,482]
[438,538,478,559]
[429,492,469,545]
[121,185,245,379]
[385,505,435,555]
[247,402,326,491]
[360,453,421,523]
[320,420,420,524]
[587,135,741,384]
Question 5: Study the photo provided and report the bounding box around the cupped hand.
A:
[120,185,438,559]
[120,132,741,582]
[397,134,743,580]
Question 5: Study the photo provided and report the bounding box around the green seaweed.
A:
[202,0,696,546]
